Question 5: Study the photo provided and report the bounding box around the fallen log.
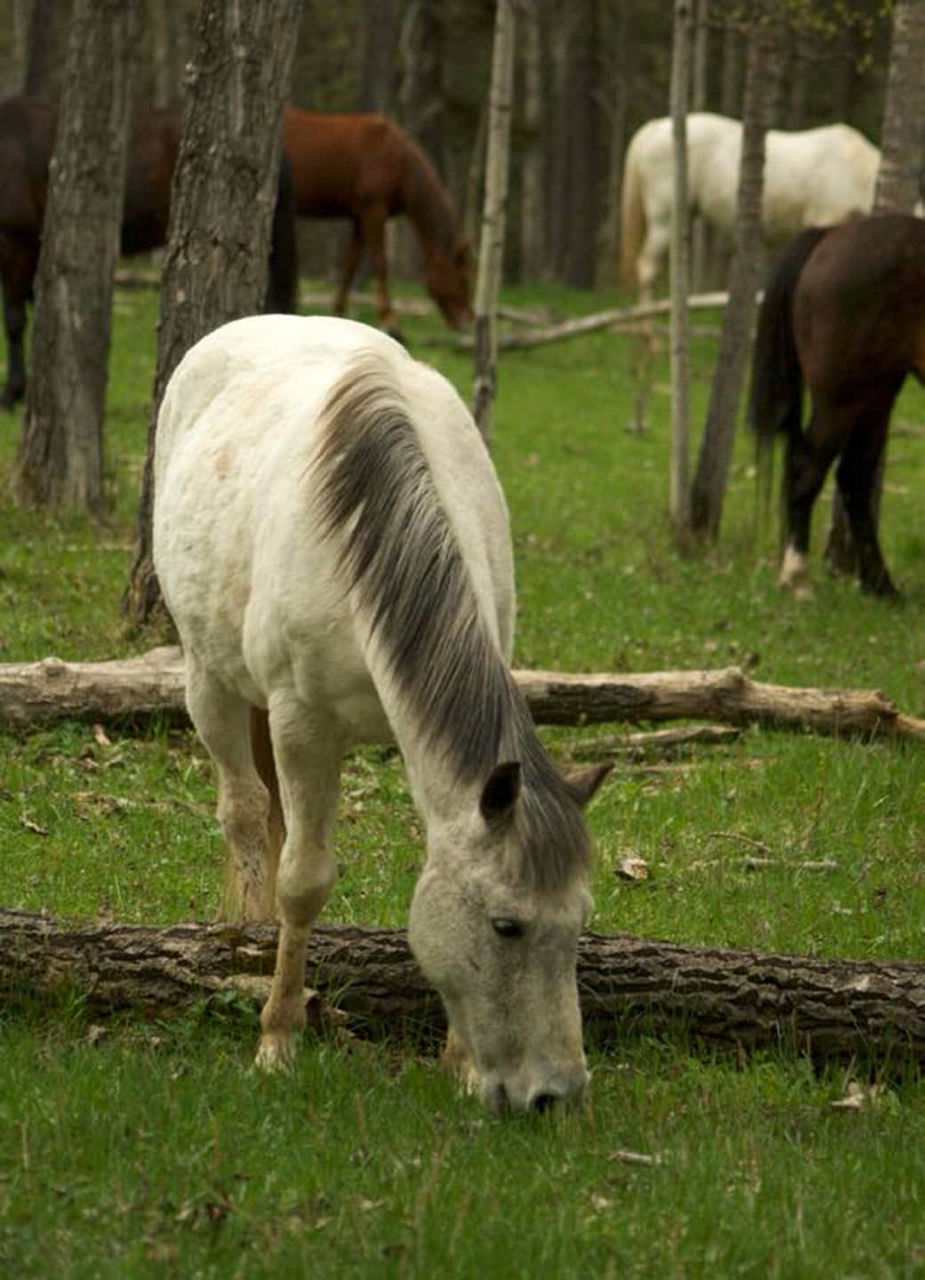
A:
[3,908,923,1060]
[2,648,922,742]
[422,292,730,352]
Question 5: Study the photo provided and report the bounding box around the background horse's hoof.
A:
[255,1032,297,1073]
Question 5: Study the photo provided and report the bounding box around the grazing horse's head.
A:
[408,758,610,1114]
[425,238,474,329]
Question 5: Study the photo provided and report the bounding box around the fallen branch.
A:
[422,292,730,352]
[3,909,923,1060]
[1,649,923,742]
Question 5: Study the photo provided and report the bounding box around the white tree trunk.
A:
[471,0,516,444]
[669,0,693,534]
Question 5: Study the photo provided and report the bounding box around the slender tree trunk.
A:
[825,0,925,577]
[669,0,693,535]
[22,0,70,99]
[519,0,545,281]
[471,0,516,445]
[690,0,709,291]
[15,0,139,513]
[359,0,398,111]
[719,19,742,118]
[690,15,781,539]
[594,0,628,290]
[561,0,600,288]
[396,0,443,277]
[124,0,301,629]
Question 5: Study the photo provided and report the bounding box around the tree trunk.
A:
[22,0,70,99]
[471,0,516,445]
[396,0,444,278]
[689,0,709,291]
[595,0,628,290]
[4,909,924,1060]
[561,0,599,289]
[825,0,925,577]
[359,0,398,112]
[690,14,780,538]
[2,648,923,743]
[669,0,693,536]
[519,0,545,282]
[124,0,301,629]
[16,0,139,513]
[719,18,742,118]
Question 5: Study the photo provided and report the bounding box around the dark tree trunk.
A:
[22,0,70,99]
[519,0,545,282]
[719,18,742,118]
[124,0,302,630]
[396,0,444,277]
[690,15,781,538]
[15,0,139,513]
[561,0,599,288]
[359,0,398,112]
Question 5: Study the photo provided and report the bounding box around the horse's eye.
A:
[491,917,524,939]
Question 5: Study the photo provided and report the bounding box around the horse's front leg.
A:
[1,246,32,409]
[835,399,899,598]
[358,203,401,338]
[257,701,341,1070]
[332,222,364,318]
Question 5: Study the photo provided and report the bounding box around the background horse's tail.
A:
[619,138,646,292]
[749,225,830,459]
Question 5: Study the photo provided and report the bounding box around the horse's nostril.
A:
[530,1092,560,1115]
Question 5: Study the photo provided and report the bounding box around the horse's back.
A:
[282,108,404,214]
[0,96,55,229]
[154,315,510,732]
[764,123,878,235]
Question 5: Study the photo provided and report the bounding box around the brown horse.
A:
[0,95,298,408]
[750,213,925,597]
[282,107,473,335]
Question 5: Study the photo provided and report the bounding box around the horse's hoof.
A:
[255,1032,296,1073]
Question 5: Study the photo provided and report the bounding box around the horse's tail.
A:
[749,226,830,460]
[619,136,646,292]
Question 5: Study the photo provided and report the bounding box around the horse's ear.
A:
[564,761,613,809]
[480,760,522,824]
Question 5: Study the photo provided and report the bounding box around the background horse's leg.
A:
[357,203,401,336]
[0,240,36,408]
[185,657,276,921]
[637,218,670,303]
[331,221,364,317]
[779,406,846,596]
[257,698,341,1069]
[834,394,899,597]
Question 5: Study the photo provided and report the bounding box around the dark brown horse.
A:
[0,95,297,408]
[750,214,925,597]
[282,107,473,335]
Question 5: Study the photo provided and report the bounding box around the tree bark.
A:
[560,0,600,289]
[3,909,924,1060]
[16,0,139,513]
[124,0,301,630]
[22,0,70,99]
[690,13,780,539]
[471,0,516,444]
[669,0,693,535]
[519,0,545,282]
[2,648,923,743]
[825,0,925,578]
[359,0,399,112]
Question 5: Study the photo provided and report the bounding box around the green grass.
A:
[1,280,924,1277]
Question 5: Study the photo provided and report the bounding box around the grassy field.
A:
[1,282,924,1277]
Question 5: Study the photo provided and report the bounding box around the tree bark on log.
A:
[1,648,924,742]
[3,909,924,1060]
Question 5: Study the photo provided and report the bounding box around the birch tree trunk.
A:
[471,0,515,445]
[124,0,301,628]
[669,0,693,535]
[15,0,139,513]
[825,0,925,577]
[519,0,545,281]
[689,14,780,539]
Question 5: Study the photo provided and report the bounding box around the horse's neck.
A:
[400,146,458,258]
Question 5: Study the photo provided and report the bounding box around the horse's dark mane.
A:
[314,353,590,892]
[396,128,460,255]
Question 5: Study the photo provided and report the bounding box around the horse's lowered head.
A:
[408,757,610,1114]
[425,237,474,329]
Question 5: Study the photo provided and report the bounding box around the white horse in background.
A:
[620,111,881,299]
[153,314,610,1114]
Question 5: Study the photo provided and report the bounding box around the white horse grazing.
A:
[153,314,609,1113]
[620,112,880,299]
